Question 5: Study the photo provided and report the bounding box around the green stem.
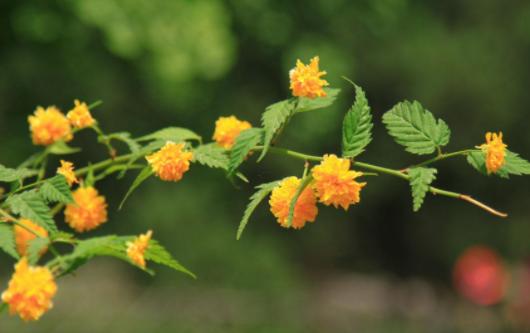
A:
[88,100,103,109]
[75,153,134,177]
[409,149,476,169]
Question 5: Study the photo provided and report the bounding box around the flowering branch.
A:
[0,55,528,323]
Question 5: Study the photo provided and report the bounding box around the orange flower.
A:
[64,186,108,232]
[289,56,329,99]
[28,106,73,146]
[126,230,153,268]
[56,160,78,186]
[146,142,193,182]
[1,257,57,321]
[14,219,48,257]
[66,99,95,128]
[479,132,507,174]
[212,116,252,149]
[312,154,366,210]
[269,176,318,229]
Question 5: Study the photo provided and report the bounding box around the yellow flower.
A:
[269,176,318,229]
[126,230,153,268]
[312,154,366,210]
[14,219,48,257]
[1,257,57,321]
[28,106,73,146]
[146,142,193,182]
[57,160,78,186]
[289,56,329,99]
[66,99,95,128]
[212,116,252,149]
[64,186,108,232]
[479,132,508,174]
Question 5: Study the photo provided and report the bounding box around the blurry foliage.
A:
[1,0,530,331]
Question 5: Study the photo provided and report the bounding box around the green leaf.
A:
[296,88,341,113]
[145,240,195,278]
[286,176,313,228]
[0,165,38,183]
[108,132,141,153]
[228,128,263,176]
[40,175,73,204]
[119,167,153,210]
[408,167,437,211]
[502,151,530,176]
[193,143,229,170]
[382,100,451,155]
[0,224,19,259]
[342,84,373,158]
[7,191,57,233]
[467,149,530,178]
[48,141,81,155]
[137,127,201,143]
[236,180,280,240]
[27,237,49,265]
[258,100,295,161]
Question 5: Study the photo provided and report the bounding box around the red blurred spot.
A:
[453,245,508,306]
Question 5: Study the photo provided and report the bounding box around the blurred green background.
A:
[1,0,530,332]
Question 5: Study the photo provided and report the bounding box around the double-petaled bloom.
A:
[312,154,366,210]
[479,132,507,174]
[269,176,318,229]
[57,160,79,186]
[289,56,329,99]
[64,186,108,232]
[146,142,193,182]
[66,99,95,129]
[126,230,153,268]
[1,257,57,321]
[213,116,252,149]
[28,106,73,146]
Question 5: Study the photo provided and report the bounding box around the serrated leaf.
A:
[0,165,38,183]
[27,237,49,264]
[237,180,280,240]
[137,127,201,143]
[467,149,530,178]
[193,143,229,170]
[145,240,195,278]
[286,175,314,228]
[48,141,81,155]
[108,132,141,153]
[40,175,73,204]
[296,88,341,113]
[382,100,451,155]
[228,128,263,176]
[408,167,437,211]
[342,84,373,158]
[119,167,153,210]
[7,191,57,233]
[0,224,19,259]
[258,100,295,161]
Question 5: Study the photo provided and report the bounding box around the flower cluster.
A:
[146,142,193,182]
[57,160,79,186]
[1,258,57,321]
[67,99,95,129]
[64,186,108,232]
[312,154,366,210]
[27,100,96,146]
[479,132,507,174]
[28,106,73,146]
[289,56,329,99]
[268,155,366,229]
[213,116,252,149]
[126,230,153,268]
